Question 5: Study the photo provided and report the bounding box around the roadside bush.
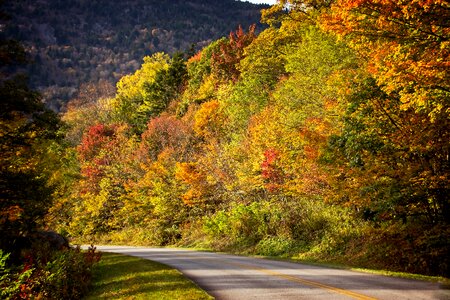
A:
[74,220,184,247]
[0,244,101,299]
[255,237,301,257]
[0,251,34,299]
[338,223,450,277]
[203,201,278,249]
[40,245,101,299]
[203,197,362,257]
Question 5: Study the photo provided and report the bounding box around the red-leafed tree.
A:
[77,123,117,162]
[72,123,135,235]
[261,149,285,193]
[77,124,119,194]
[139,114,197,162]
[211,25,256,81]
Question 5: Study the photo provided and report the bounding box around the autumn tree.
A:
[320,0,450,224]
[70,123,134,235]
[129,148,188,245]
[128,121,196,244]
[193,100,226,139]
[139,114,198,162]
[138,52,188,131]
[177,39,225,117]
[113,53,170,132]
[211,25,256,82]
[113,52,188,134]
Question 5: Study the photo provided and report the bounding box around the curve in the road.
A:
[92,246,449,300]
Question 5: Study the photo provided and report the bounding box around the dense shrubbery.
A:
[203,202,449,276]
[0,244,101,299]
[203,198,363,257]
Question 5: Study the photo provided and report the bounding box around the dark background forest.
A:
[1,0,267,110]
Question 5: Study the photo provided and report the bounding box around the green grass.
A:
[84,252,213,300]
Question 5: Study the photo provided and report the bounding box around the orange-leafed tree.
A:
[175,155,228,211]
[320,0,450,224]
[193,100,227,139]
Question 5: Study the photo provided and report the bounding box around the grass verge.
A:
[254,255,449,284]
[84,252,213,300]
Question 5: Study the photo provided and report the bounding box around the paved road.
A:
[94,245,449,300]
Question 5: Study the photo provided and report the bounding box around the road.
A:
[93,245,449,300]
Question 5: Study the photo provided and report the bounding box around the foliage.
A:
[203,197,360,256]
[137,53,188,130]
[178,38,226,115]
[0,245,101,299]
[140,114,197,161]
[70,122,135,236]
[49,0,450,277]
[0,39,62,259]
[113,52,170,131]
[211,25,256,82]
[193,100,226,139]
[0,250,33,300]
[319,0,450,224]
[62,81,116,146]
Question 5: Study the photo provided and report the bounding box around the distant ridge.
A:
[1,0,268,110]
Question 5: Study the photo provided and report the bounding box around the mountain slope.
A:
[1,0,268,110]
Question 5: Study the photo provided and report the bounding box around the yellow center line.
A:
[173,253,377,300]
[225,260,377,300]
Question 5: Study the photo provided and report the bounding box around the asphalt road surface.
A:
[93,245,449,300]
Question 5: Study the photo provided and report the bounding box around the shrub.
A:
[0,244,101,299]
[202,197,362,257]
[203,201,277,248]
[255,237,300,257]
[0,250,34,300]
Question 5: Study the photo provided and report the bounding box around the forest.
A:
[1,1,449,296]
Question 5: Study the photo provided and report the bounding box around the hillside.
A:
[2,0,449,287]
[0,0,268,110]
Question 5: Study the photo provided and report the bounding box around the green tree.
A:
[113,53,170,131]
[137,52,188,132]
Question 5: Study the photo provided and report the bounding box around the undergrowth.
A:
[73,198,449,278]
